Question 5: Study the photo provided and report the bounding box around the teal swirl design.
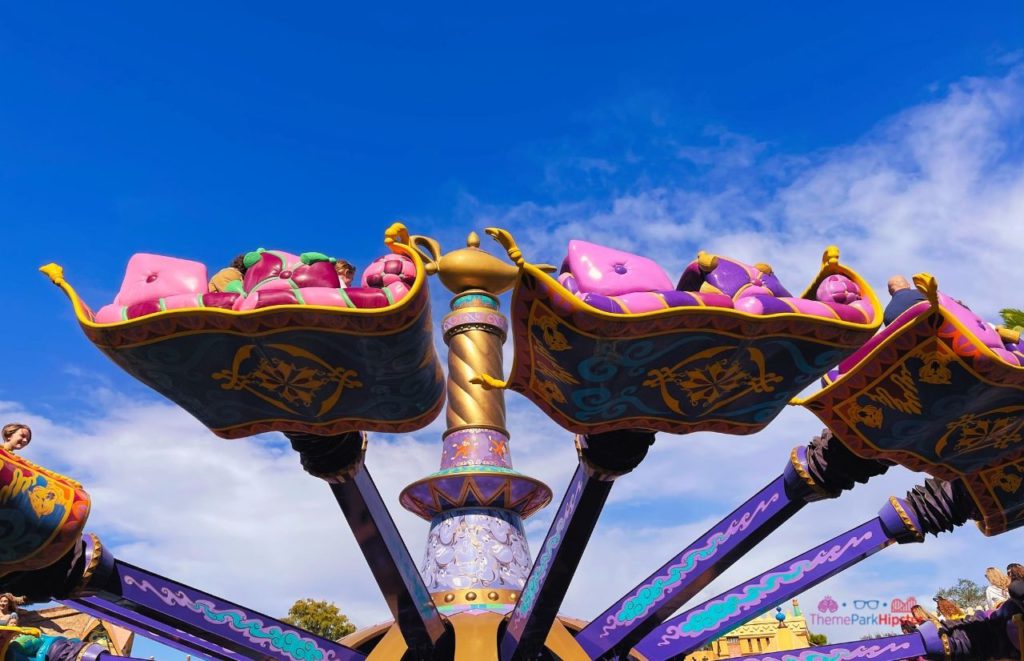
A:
[743,641,912,660]
[513,530,560,619]
[509,474,584,627]
[669,562,810,640]
[603,493,780,636]
[657,530,875,646]
[191,601,327,661]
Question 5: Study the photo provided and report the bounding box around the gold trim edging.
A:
[789,447,830,499]
[888,497,925,542]
[432,587,519,606]
[71,533,104,595]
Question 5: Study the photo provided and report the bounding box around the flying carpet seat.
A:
[826,288,1022,384]
[484,228,881,436]
[797,274,1024,535]
[41,223,444,439]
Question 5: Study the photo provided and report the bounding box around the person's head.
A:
[1008,563,1024,581]
[335,260,356,287]
[888,275,911,295]
[230,254,248,274]
[910,604,929,623]
[0,593,23,614]
[2,424,31,452]
[986,566,1011,589]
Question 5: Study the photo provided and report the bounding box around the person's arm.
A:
[986,584,1006,609]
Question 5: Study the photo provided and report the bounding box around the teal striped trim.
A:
[431,465,517,477]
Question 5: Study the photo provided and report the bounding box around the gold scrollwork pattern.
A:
[915,342,956,385]
[212,343,362,416]
[535,312,570,352]
[643,347,783,417]
[934,406,1024,457]
[864,364,922,416]
[989,468,1022,495]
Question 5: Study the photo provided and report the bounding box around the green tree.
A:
[936,578,986,608]
[808,633,828,645]
[1001,308,1024,332]
[281,599,356,640]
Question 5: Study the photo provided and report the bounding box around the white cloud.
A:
[468,64,1024,321]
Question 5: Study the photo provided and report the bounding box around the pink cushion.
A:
[243,251,341,294]
[233,286,394,311]
[162,293,205,311]
[821,301,872,324]
[202,292,240,309]
[613,292,675,313]
[114,254,207,307]
[939,293,1003,348]
[816,274,861,304]
[557,272,733,313]
[784,298,842,317]
[344,287,392,308]
[990,347,1021,366]
[243,288,350,310]
[735,295,872,323]
[94,304,124,323]
[564,240,672,296]
[94,293,212,322]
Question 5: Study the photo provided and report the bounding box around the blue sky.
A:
[3,3,1024,658]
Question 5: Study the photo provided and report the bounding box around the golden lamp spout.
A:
[411,231,520,295]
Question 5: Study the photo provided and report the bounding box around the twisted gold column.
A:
[445,320,507,434]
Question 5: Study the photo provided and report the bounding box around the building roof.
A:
[17,605,134,656]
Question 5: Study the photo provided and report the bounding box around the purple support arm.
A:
[83,559,366,661]
[66,596,249,661]
[500,463,612,660]
[725,634,928,661]
[288,431,448,655]
[500,430,655,661]
[578,431,889,658]
[578,475,802,657]
[633,494,925,661]
[730,612,1024,661]
[327,469,446,653]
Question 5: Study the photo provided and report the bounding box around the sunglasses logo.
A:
[854,599,881,610]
